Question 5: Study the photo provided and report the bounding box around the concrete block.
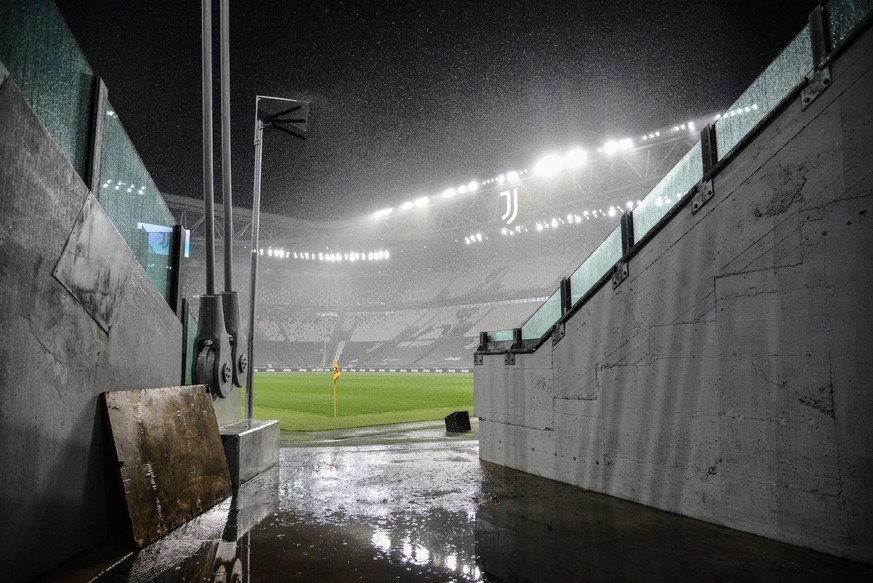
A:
[220,420,280,488]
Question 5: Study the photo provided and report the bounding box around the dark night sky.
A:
[55,0,819,221]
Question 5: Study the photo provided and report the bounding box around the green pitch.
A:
[245,371,473,431]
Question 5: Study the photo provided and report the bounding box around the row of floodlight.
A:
[489,192,686,241]
[371,110,754,222]
[464,232,488,245]
[259,247,390,262]
[374,179,485,218]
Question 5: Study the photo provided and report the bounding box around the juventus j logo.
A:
[500,188,518,224]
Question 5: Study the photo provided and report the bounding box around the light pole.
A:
[244,96,308,420]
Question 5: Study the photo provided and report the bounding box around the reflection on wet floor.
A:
[70,420,872,582]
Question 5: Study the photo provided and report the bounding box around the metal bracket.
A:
[802,66,831,110]
[612,260,629,288]
[691,180,714,214]
[551,322,565,345]
[504,351,516,366]
[474,352,484,366]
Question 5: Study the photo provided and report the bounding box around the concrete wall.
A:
[0,70,183,580]
[476,24,873,563]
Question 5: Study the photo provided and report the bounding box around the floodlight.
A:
[608,207,616,217]
[533,153,564,177]
[551,218,558,228]
[602,140,620,155]
[497,174,505,184]
[565,148,587,167]
[401,201,414,210]
[536,223,543,231]
[414,197,428,208]
[443,188,457,198]
[467,181,478,192]
[374,208,393,218]
[385,250,390,259]
[506,171,519,182]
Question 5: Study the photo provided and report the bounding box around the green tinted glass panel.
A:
[570,225,623,305]
[185,305,198,385]
[521,289,561,341]
[0,0,94,179]
[715,26,813,159]
[632,141,702,242]
[98,101,176,300]
[488,329,513,342]
[827,0,873,48]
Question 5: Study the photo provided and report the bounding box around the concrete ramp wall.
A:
[475,21,873,563]
[0,69,183,580]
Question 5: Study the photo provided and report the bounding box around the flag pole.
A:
[332,359,341,417]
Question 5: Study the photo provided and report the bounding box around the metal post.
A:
[559,277,571,315]
[202,0,216,295]
[220,0,234,292]
[245,119,264,421]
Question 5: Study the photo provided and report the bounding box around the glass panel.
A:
[0,0,94,179]
[98,101,176,300]
[570,225,623,305]
[632,141,702,242]
[827,0,873,48]
[185,304,198,385]
[487,329,513,342]
[715,26,813,159]
[521,289,561,341]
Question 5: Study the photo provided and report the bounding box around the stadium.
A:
[169,117,703,373]
[3,0,873,581]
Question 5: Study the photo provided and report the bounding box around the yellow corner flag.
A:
[332,360,341,417]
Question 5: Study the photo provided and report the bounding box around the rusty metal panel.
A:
[53,193,134,333]
[103,385,232,547]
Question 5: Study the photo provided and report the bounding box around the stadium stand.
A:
[176,115,702,370]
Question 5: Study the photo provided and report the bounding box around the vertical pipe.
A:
[202,0,216,295]
[220,0,234,292]
[245,118,264,421]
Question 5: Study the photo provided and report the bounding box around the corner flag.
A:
[332,360,341,417]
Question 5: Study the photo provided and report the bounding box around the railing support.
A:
[700,123,718,176]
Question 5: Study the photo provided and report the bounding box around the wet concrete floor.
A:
[48,420,873,582]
